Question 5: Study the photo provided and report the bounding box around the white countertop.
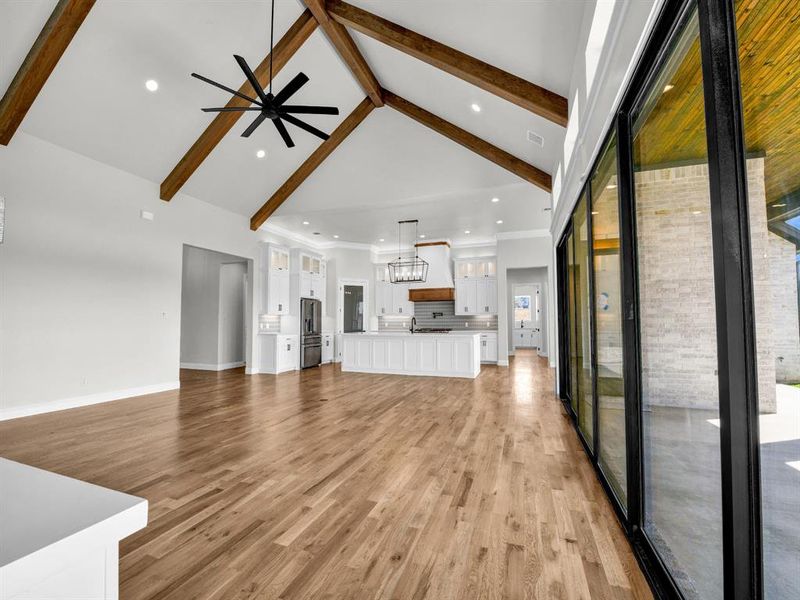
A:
[0,458,147,569]
[346,331,481,337]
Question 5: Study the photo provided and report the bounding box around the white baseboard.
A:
[180,361,245,371]
[497,360,509,367]
[0,381,180,422]
[245,366,258,375]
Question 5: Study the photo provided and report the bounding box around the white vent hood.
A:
[408,241,455,301]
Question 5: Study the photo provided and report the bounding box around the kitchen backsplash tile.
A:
[379,301,497,331]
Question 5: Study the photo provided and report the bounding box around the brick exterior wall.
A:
[635,158,798,413]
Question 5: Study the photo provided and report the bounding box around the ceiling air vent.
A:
[527,130,544,147]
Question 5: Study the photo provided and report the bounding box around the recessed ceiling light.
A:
[419,234,426,238]
[379,238,385,242]
[256,149,266,159]
[773,203,787,207]
[471,103,481,113]
[592,211,600,215]
[145,79,159,92]
[464,230,471,234]
[302,220,309,225]
[606,184,617,189]
[491,197,500,203]
[692,210,701,215]
[496,219,503,224]
[663,84,675,92]
[333,234,339,239]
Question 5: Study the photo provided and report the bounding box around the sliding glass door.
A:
[590,133,627,505]
[573,194,594,446]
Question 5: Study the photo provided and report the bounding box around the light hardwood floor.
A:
[0,350,652,599]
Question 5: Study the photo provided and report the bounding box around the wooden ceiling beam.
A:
[0,0,96,145]
[327,0,568,127]
[303,0,383,107]
[159,10,317,201]
[384,90,551,192]
[250,96,375,230]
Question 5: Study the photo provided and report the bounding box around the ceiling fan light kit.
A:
[191,0,339,149]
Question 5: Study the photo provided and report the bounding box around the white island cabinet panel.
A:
[342,333,481,378]
[0,459,147,600]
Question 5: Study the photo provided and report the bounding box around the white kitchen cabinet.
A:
[476,279,497,314]
[259,243,291,315]
[259,334,298,374]
[341,333,480,378]
[455,279,477,315]
[392,283,413,315]
[322,334,334,363]
[512,328,540,349]
[480,332,498,362]
[454,256,497,316]
[267,271,290,315]
[376,281,413,316]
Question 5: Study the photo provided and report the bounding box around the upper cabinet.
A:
[455,257,496,279]
[454,256,497,315]
[260,243,291,315]
[296,250,326,302]
[375,264,413,316]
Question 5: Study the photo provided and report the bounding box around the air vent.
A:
[527,130,544,147]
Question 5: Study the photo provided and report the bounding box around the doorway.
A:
[343,285,364,333]
[180,245,251,371]
[506,267,547,357]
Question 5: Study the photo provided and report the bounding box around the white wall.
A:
[506,267,549,356]
[0,133,273,419]
[552,0,662,239]
[180,245,247,369]
[325,246,376,333]
[496,235,555,367]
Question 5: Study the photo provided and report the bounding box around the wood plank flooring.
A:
[0,350,652,599]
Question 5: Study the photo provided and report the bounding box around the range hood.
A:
[408,241,455,302]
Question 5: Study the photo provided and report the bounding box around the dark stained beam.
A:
[250,97,375,230]
[327,0,568,127]
[383,90,551,191]
[160,10,317,201]
[303,0,383,107]
[0,0,96,145]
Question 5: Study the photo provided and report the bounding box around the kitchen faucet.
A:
[410,317,417,333]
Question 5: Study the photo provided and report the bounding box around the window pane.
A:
[568,230,579,414]
[736,1,800,597]
[632,10,723,599]
[591,133,627,504]
[573,193,594,445]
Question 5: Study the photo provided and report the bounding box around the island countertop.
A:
[341,331,481,378]
[0,458,148,599]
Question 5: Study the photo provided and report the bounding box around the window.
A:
[573,192,594,446]
[591,132,627,505]
[514,295,532,323]
[632,9,722,599]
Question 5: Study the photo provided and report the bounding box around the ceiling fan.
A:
[190,0,339,148]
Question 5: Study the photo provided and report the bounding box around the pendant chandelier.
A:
[388,220,429,284]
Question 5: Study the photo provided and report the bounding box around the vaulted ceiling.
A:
[1,0,584,248]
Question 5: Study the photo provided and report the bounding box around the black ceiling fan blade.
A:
[280,113,330,141]
[201,106,263,113]
[273,118,295,148]
[191,72,262,106]
[233,55,269,104]
[273,72,309,105]
[241,113,270,138]
[279,105,339,115]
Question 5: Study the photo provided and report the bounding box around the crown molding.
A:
[496,228,551,240]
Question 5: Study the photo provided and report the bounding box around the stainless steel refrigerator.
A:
[300,298,322,368]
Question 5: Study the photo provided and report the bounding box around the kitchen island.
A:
[341,332,481,378]
[0,458,147,600]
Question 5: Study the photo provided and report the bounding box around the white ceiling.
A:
[1,0,582,245]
